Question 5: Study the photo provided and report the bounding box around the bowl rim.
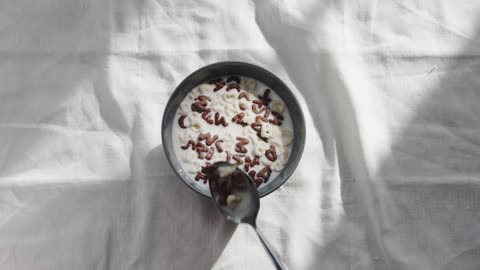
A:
[161,61,306,198]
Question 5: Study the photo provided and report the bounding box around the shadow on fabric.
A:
[0,1,236,269]
[253,1,480,269]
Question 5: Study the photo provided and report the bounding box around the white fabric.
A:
[1,0,480,269]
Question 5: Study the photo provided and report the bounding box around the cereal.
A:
[173,76,293,188]
[271,99,285,113]
[253,141,268,156]
[178,129,196,144]
[178,115,188,129]
[281,128,293,146]
[260,156,273,166]
[221,92,237,104]
[241,78,257,91]
[260,123,274,139]
[271,159,285,172]
[178,103,191,114]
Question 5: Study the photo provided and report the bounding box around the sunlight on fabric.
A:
[0,123,130,185]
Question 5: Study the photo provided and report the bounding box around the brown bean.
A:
[198,133,208,140]
[252,103,263,114]
[214,112,229,127]
[181,140,196,150]
[213,82,225,92]
[196,147,206,159]
[226,76,241,84]
[235,137,249,151]
[238,92,251,101]
[198,95,211,102]
[232,112,245,122]
[215,139,224,152]
[236,136,249,144]
[259,89,272,104]
[196,141,206,148]
[239,103,247,110]
[269,111,284,125]
[251,122,262,132]
[263,107,271,117]
[253,99,264,106]
[254,178,264,187]
[195,172,205,181]
[256,132,269,143]
[226,84,240,92]
[232,154,245,165]
[248,170,256,179]
[209,77,223,84]
[201,109,214,124]
[178,115,187,129]
[245,156,260,167]
[201,162,214,174]
[198,132,211,142]
[256,115,268,123]
[235,145,248,153]
[269,118,279,125]
[226,151,231,163]
[232,112,247,126]
[206,134,218,146]
[252,156,260,166]
[191,102,207,113]
[265,145,277,161]
[197,132,218,146]
[271,111,284,120]
[258,166,272,181]
[205,147,215,160]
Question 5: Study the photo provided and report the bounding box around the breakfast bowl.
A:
[161,61,305,198]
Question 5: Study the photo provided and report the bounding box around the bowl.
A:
[162,61,305,198]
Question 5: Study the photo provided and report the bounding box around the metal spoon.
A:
[206,162,289,270]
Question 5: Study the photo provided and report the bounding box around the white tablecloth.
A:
[1,0,480,269]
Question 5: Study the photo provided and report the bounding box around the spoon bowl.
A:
[208,162,259,224]
[207,162,289,270]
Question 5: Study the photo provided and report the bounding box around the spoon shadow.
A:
[127,146,236,270]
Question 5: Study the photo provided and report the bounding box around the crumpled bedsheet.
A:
[1,0,480,269]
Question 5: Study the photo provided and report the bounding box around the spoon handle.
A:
[254,228,289,270]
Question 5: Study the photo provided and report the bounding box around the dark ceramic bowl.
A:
[162,61,305,198]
